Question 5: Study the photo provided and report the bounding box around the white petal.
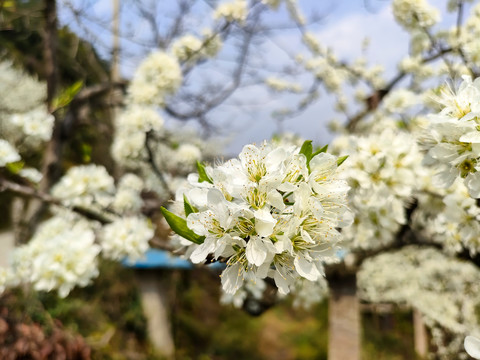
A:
[207,188,226,206]
[308,197,324,220]
[429,143,458,162]
[267,190,285,211]
[465,336,480,359]
[187,188,209,208]
[274,270,291,295]
[187,212,210,236]
[246,237,267,266]
[310,152,336,174]
[256,262,270,279]
[221,263,244,294]
[254,208,277,237]
[432,168,458,188]
[190,237,216,263]
[277,182,297,192]
[460,131,480,143]
[466,172,480,198]
[294,255,320,281]
[274,235,293,254]
[265,147,286,172]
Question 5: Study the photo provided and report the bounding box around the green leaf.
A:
[196,161,213,184]
[183,194,198,216]
[81,143,92,163]
[312,144,328,157]
[300,140,314,173]
[161,207,205,245]
[52,80,83,110]
[299,140,313,160]
[337,155,348,166]
[6,160,25,174]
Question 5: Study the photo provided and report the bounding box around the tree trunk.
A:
[328,274,361,360]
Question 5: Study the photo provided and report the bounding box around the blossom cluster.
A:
[50,167,152,264]
[0,61,46,115]
[0,139,21,167]
[265,77,302,93]
[6,108,54,148]
[413,178,480,256]
[332,129,424,249]
[358,246,480,359]
[165,140,353,295]
[100,216,154,262]
[0,165,154,297]
[7,215,101,298]
[213,0,248,24]
[171,33,222,64]
[111,105,164,167]
[392,0,440,31]
[128,51,182,106]
[420,76,480,198]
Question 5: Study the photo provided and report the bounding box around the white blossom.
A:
[169,140,352,295]
[128,51,182,106]
[0,139,21,167]
[51,164,115,208]
[392,0,440,31]
[100,216,154,263]
[213,0,248,24]
[10,216,101,298]
[420,76,480,198]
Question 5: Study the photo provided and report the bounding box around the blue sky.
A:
[58,0,465,154]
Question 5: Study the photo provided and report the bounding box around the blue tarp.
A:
[123,249,225,270]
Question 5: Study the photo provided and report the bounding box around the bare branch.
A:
[0,177,112,224]
[145,130,175,199]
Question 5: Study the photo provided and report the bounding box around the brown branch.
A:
[43,0,58,111]
[71,81,127,105]
[345,47,455,132]
[0,177,112,224]
[145,130,174,199]
[19,0,63,243]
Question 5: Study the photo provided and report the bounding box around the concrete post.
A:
[328,275,360,360]
[135,271,175,359]
[0,231,15,268]
[413,308,428,358]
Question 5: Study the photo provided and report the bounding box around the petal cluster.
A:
[420,76,480,198]
[170,141,352,295]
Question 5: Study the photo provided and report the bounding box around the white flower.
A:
[0,139,21,167]
[176,143,202,165]
[169,140,352,295]
[100,217,154,263]
[112,174,144,214]
[332,129,423,249]
[9,215,101,298]
[265,77,302,93]
[128,51,182,106]
[117,105,164,133]
[420,76,480,198]
[392,0,440,31]
[213,0,248,23]
[19,167,43,183]
[51,164,115,207]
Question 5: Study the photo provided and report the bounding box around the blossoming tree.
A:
[4,0,480,359]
